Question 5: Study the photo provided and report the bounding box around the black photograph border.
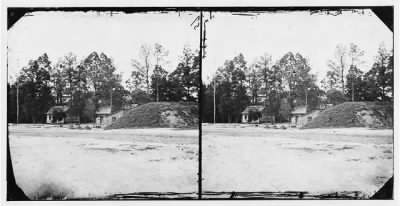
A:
[197,6,394,201]
[5,6,395,201]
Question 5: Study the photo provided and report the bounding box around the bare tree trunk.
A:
[265,75,268,102]
[341,68,345,96]
[60,90,63,105]
[146,71,149,95]
[305,88,308,109]
[213,80,216,124]
[156,78,159,102]
[187,86,190,101]
[16,86,19,124]
[381,59,386,100]
[382,87,385,100]
[340,55,345,97]
[351,80,354,101]
[110,88,113,113]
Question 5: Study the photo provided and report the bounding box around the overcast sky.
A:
[8,9,393,86]
[202,9,393,84]
[7,11,199,83]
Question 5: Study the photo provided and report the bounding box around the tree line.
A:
[322,43,393,103]
[202,43,393,123]
[8,43,200,123]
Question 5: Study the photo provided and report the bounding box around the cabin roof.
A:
[96,106,112,115]
[291,105,308,115]
[46,106,69,115]
[242,105,265,114]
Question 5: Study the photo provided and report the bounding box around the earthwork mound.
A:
[302,102,393,129]
[105,102,198,129]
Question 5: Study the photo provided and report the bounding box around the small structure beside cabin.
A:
[96,104,137,127]
[290,105,308,127]
[96,106,112,126]
[290,104,332,127]
[46,106,80,124]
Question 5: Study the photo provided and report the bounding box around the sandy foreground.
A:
[8,124,198,199]
[202,124,393,198]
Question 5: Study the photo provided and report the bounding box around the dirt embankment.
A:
[302,102,393,129]
[105,102,198,129]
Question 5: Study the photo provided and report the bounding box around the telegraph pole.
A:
[16,85,19,124]
[193,10,211,199]
[198,10,203,200]
[305,89,308,109]
[213,77,216,124]
[16,58,20,124]
[305,87,310,110]
[110,88,113,113]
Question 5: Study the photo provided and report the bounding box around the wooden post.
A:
[213,77,216,124]
[198,10,203,200]
[110,88,113,113]
[16,86,19,124]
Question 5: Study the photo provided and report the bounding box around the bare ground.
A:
[8,124,198,199]
[202,123,393,198]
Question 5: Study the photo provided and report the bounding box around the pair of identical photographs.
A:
[7,7,394,200]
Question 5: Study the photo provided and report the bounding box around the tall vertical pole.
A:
[156,78,159,102]
[110,88,113,113]
[198,10,203,200]
[78,67,81,124]
[213,78,216,124]
[16,85,19,124]
[305,88,308,111]
[352,80,354,102]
